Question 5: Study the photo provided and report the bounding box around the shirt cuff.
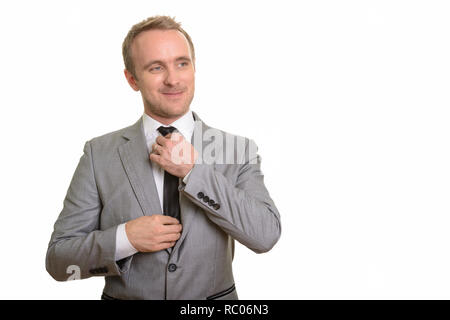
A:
[115,223,138,261]
[183,167,193,184]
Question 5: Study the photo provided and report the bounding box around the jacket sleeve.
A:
[180,139,281,253]
[46,141,131,281]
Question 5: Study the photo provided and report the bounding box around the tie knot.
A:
[157,126,177,137]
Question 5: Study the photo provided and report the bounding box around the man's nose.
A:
[163,67,179,86]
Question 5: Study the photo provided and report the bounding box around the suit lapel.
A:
[118,118,163,218]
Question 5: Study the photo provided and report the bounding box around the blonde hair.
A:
[122,15,195,78]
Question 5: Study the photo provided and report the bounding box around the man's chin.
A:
[144,98,192,120]
[165,105,189,117]
[150,106,189,121]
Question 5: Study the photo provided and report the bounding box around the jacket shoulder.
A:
[86,119,141,152]
[199,123,258,164]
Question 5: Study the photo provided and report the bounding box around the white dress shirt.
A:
[115,110,195,261]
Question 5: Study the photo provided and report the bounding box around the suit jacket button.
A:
[213,203,220,210]
[197,192,204,199]
[168,263,177,272]
[208,199,215,206]
[203,196,210,203]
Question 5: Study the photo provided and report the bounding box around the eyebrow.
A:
[143,56,192,70]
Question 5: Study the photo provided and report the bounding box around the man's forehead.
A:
[133,29,189,51]
[132,29,191,64]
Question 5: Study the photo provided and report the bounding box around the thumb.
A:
[168,132,183,142]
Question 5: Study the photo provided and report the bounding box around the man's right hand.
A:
[125,215,182,252]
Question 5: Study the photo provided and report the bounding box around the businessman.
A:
[46,15,281,300]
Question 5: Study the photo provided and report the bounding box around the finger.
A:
[151,143,161,155]
[150,153,162,164]
[170,132,183,142]
[166,241,176,248]
[158,240,176,248]
[160,224,183,234]
[159,233,181,242]
[157,215,180,225]
[156,135,168,146]
[162,132,183,142]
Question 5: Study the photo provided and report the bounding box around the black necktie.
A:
[157,126,180,221]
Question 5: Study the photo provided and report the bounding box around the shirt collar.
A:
[142,109,195,141]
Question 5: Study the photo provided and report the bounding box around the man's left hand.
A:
[150,133,198,178]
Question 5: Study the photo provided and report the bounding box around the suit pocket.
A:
[206,284,236,300]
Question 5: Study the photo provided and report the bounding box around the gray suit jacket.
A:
[46,112,281,300]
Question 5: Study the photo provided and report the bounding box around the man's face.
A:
[126,29,195,122]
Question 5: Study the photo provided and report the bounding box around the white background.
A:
[0,0,449,299]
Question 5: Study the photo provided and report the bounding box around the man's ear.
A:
[124,69,140,91]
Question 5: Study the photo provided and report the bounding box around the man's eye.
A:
[178,62,189,67]
[150,66,163,72]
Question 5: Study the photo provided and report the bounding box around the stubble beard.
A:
[143,91,194,121]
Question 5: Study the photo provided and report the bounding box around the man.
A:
[46,15,281,300]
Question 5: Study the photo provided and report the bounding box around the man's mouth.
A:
[162,92,184,100]
[161,90,185,96]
